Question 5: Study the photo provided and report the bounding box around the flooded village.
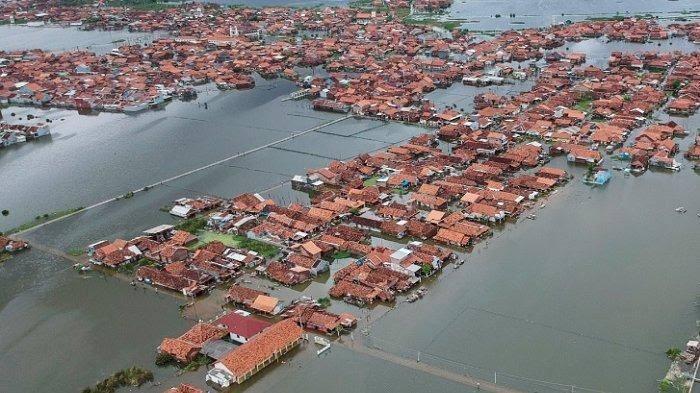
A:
[0,1,699,393]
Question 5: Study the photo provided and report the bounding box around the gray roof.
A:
[143,224,175,235]
[200,339,237,360]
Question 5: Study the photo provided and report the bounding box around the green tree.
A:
[585,162,596,180]
[318,297,332,308]
[1,209,8,216]
[155,352,175,367]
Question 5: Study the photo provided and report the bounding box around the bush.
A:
[318,297,331,308]
[155,352,175,367]
[83,366,153,393]
[666,347,682,360]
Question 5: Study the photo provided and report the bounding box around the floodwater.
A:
[0,25,162,54]
[0,10,699,393]
[446,0,700,31]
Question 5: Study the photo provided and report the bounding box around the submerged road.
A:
[10,115,352,237]
[336,340,523,393]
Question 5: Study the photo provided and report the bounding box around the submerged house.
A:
[206,319,303,387]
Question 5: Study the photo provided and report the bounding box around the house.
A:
[465,203,505,222]
[287,303,357,334]
[158,323,228,363]
[215,312,272,344]
[433,228,470,247]
[299,240,322,259]
[170,205,194,218]
[566,147,602,164]
[250,294,283,315]
[286,253,328,276]
[207,319,303,387]
[226,285,268,307]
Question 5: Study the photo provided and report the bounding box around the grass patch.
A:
[6,207,84,235]
[363,175,379,187]
[189,230,280,258]
[174,216,207,234]
[238,237,279,258]
[574,98,592,112]
[188,230,242,250]
[332,250,352,260]
[403,17,460,30]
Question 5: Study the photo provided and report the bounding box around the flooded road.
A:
[0,11,699,393]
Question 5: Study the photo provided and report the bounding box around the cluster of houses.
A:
[1,0,697,123]
[619,122,686,172]
[87,224,265,296]
[0,119,50,149]
[665,53,700,117]
[427,45,697,175]
[158,295,356,388]
[156,316,302,388]
[173,125,569,303]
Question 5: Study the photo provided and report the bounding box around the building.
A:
[158,323,228,363]
[206,319,303,387]
[215,312,272,344]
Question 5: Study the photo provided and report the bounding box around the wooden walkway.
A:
[337,341,524,393]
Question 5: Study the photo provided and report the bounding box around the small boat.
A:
[527,214,537,220]
[612,166,623,171]
[675,207,687,213]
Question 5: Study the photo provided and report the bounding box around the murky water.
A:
[447,0,700,31]
[0,25,162,54]
[0,8,699,393]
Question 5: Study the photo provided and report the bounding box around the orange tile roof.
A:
[217,319,302,378]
